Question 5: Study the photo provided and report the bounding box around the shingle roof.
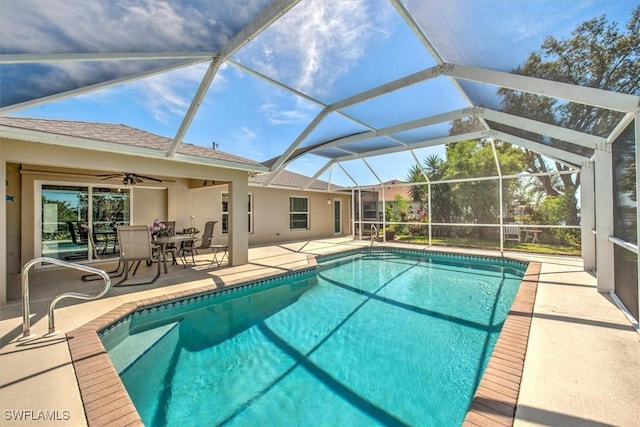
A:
[250,170,342,191]
[0,116,263,169]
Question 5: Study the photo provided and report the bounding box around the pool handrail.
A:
[21,257,112,337]
[370,224,378,246]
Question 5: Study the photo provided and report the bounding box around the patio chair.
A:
[64,221,88,261]
[503,222,521,242]
[80,223,124,282]
[207,223,228,267]
[209,240,229,267]
[161,220,180,266]
[180,221,217,263]
[114,225,160,286]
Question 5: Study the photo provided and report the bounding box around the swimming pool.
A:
[100,249,527,426]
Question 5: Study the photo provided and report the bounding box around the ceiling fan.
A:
[96,172,164,186]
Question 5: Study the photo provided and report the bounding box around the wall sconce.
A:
[327,199,332,205]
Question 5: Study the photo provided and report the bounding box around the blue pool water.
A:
[101,250,526,426]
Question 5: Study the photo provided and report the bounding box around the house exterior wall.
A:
[177,185,352,246]
[132,188,169,226]
[5,163,21,280]
[248,186,351,245]
[0,137,251,303]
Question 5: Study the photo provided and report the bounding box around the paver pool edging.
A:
[67,250,539,426]
[463,261,540,426]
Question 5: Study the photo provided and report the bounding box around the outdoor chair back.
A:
[79,223,123,282]
[115,225,160,286]
[194,221,217,250]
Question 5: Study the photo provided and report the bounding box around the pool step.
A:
[107,320,181,374]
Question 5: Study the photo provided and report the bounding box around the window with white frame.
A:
[290,196,309,229]
[248,193,253,233]
[221,192,253,234]
[221,192,229,234]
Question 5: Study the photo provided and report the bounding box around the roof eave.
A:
[0,125,267,172]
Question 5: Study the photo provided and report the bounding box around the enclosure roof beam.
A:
[448,64,639,114]
[266,108,330,178]
[166,0,301,158]
[498,132,586,168]
[0,59,206,114]
[410,150,430,183]
[482,108,604,149]
[362,158,383,185]
[328,65,443,112]
[336,162,360,188]
[334,131,486,162]
[302,160,334,190]
[0,52,214,64]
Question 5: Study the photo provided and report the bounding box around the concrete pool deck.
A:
[1,238,638,426]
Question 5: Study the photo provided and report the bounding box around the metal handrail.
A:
[370,224,378,246]
[22,257,112,337]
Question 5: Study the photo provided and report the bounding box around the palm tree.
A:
[422,154,458,228]
[405,164,428,207]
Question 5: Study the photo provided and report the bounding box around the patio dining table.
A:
[152,235,197,273]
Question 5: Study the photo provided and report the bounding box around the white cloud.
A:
[259,102,315,126]
[0,0,257,54]
[227,126,263,158]
[239,0,394,98]
[236,126,257,141]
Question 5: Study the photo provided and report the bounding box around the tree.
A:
[498,6,640,225]
[406,164,428,208]
[405,154,459,227]
[443,139,524,237]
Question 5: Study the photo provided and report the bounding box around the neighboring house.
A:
[372,180,421,219]
[0,116,350,304]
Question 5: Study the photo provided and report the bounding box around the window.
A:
[248,193,253,233]
[221,192,253,234]
[221,192,229,234]
[290,196,309,229]
[40,184,130,261]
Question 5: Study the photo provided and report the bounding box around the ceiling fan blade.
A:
[136,174,163,182]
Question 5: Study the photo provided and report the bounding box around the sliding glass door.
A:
[92,187,130,256]
[40,184,130,261]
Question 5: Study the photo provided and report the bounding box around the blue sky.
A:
[5,0,638,187]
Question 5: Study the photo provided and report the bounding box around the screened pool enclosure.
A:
[1,0,638,323]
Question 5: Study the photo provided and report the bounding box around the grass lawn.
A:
[396,235,581,256]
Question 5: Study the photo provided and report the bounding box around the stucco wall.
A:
[132,187,168,226]
[0,137,251,302]
[5,163,21,275]
[248,186,351,245]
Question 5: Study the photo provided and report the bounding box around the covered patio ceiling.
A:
[1,0,638,188]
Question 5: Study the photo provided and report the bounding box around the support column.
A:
[580,161,596,272]
[635,114,640,321]
[228,178,249,266]
[594,146,614,293]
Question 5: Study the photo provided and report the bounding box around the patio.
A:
[1,238,638,426]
